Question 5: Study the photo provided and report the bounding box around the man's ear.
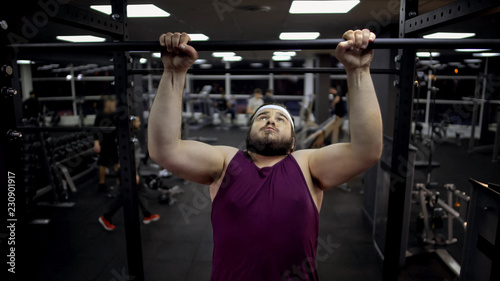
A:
[291,137,296,152]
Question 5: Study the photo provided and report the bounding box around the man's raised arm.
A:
[308,29,383,189]
[148,32,226,185]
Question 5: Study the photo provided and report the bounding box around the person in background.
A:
[215,91,236,124]
[246,88,264,115]
[98,116,160,231]
[262,89,276,103]
[22,91,42,119]
[329,86,348,144]
[93,96,119,192]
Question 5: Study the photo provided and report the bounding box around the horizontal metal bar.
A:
[10,38,500,53]
[131,68,399,75]
[413,99,474,105]
[189,94,303,100]
[18,126,115,132]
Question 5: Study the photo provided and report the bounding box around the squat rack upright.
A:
[2,0,500,281]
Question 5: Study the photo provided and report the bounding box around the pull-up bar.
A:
[9,38,500,53]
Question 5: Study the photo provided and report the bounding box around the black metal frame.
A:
[110,1,145,281]
[382,0,500,280]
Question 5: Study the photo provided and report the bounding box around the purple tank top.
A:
[211,150,319,281]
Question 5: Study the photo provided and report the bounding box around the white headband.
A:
[253,105,294,128]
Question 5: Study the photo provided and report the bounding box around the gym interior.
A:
[1,1,500,281]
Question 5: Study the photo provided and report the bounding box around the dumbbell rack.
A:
[32,129,96,208]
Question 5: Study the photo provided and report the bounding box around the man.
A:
[98,116,160,231]
[262,89,276,103]
[22,91,42,119]
[148,29,382,280]
[93,96,119,192]
[246,88,264,115]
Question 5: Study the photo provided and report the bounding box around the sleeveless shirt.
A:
[210,150,319,281]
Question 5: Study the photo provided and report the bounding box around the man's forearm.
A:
[148,70,186,155]
[346,67,383,157]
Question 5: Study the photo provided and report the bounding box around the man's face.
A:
[246,108,295,156]
[254,93,262,100]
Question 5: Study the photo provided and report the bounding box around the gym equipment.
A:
[10,38,500,53]
[460,179,500,281]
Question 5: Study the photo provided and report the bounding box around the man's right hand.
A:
[159,32,198,73]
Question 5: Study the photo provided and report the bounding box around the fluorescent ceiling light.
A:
[279,62,293,67]
[272,55,292,61]
[199,64,212,69]
[473,52,500,57]
[423,32,475,39]
[289,1,360,14]
[251,63,263,68]
[65,74,73,81]
[139,58,147,64]
[222,56,242,62]
[17,60,32,64]
[212,52,236,57]
[152,52,161,58]
[448,62,463,67]
[274,51,297,56]
[91,4,170,18]
[416,52,440,57]
[279,32,320,40]
[189,34,209,41]
[56,35,106,42]
[464,59,482,63]
[455,49,491,52]
[195,59,207,64]
[418,60,440,65]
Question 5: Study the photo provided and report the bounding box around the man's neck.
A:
[247,151,288,168]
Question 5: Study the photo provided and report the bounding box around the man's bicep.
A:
[151,140,227,185]
[308,143,372,190]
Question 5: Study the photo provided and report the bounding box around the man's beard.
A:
[246,129,293,156]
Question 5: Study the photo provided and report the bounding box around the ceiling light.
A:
[272,55,292,61]
[91,4,170,18]
[418,60,440,65]
[289,1,360,14]
[464,59,482,63]
[152,52,161,58]
[251,63,263,68]
[416,52,440,57]
[199,64,212,69]
[17,60,32,64]
[56,35,106,42]
[212,52,236,57]
[189,34,209,41]
[274,51,297,56]
[473,52,500,57]
[448,62,463,67]
[279,62,293,67]
[222,56,242,62]
[195,59,207,64]
[139,58,147,64]
[279,32,320,40]
[77,74,83,80]
[65,74,72,81]
[423,32,475,39]
[455,49,491,52]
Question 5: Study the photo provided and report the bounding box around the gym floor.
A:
[24,126,499,281]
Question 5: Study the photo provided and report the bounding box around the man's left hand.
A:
[335,29,376,71]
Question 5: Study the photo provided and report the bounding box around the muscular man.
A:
[148,29,382,280]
